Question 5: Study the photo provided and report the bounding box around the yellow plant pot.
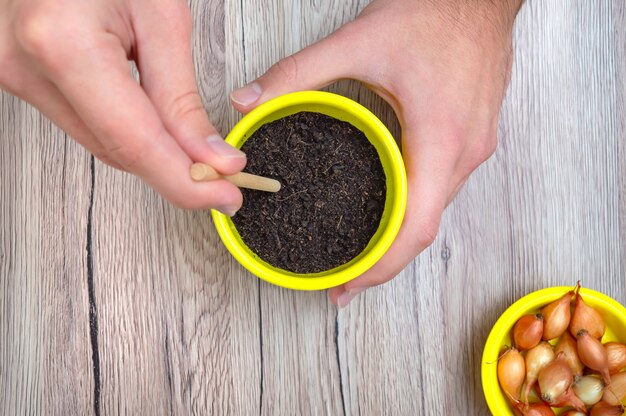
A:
[481,286,626,415]
[212,91,407,290]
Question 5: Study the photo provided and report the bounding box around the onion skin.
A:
[513,402,556,416]
[541,290,574,340]
[605,342,626,374]
[602,371,626,406]
[576,329,611,385]
[538,351,575,404]
[590,401,625,416]
[562,412,587,416]
[523,342,555,403]
[570,291,606,339]
[498,347,526,402]
[514,313,544,351]
[572,375,606,407]
[550,385,588,413]
[556,330,585,376]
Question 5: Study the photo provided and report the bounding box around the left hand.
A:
[230,0,522,306]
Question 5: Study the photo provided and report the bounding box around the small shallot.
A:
[541,289,574,340]
[577,329,611,385]
[562,412,587,416]
[570,290,605,339]
[498,347,526,402]
[572,375,606,406]
[605,342,626,374]
[513,402,556,416]
[555,330,585,376]
[602,371,626,406]
[538,351,575,404]
[514,313,544,350]
[523,342,555,403]
[549,385,587,413]
[590,401,625,416]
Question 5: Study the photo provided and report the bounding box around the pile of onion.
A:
[496,283,626,415]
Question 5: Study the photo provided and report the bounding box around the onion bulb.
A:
[572,375,606,406]
[514,313,544,351]
[570,291,606,339]
[541,289,574,340]
[513,402,556,416]
[562,411,587,416]
[538,351,575,404]
[523,342,555,403]
[602,371,626,406]
[605,342,626,374]
[549,385,587,413]
[577,329,611,384]
[498,347,526,402]
[555,330,585,376]
[590,401,625,416]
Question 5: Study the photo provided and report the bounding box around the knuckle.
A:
[167,90,205,121]
[15,8,88,69]
[93,151,124,171]
[482,130,499,159]
[468,129,499,167]
[105,143,144,172]
[15,10,58,55]
[169,195,198,210]
[176,7,193,33]
[415,216,440,249]
[362,273,395,288]
[273,55,299,84]
[158,1,192,38]
[0,60,22,94]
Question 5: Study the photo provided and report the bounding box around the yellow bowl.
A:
[481,286,626,415]
[212,91,407,290]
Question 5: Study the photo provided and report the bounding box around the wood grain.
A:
[1,1,625,415]
[0,97,94,414]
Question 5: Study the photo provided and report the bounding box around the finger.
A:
[19,18,242,211]
[131,0,246,175]
[330,126,461,307]
[230,23,362,113]
[5,61,124,169]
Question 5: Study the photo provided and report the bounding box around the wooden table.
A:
[1,1,625,414]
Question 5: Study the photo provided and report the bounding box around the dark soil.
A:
[232,111,386,274]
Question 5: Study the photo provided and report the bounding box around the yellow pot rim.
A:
[212,91,407,290]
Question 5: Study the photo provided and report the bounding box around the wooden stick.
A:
[190,163,282,193]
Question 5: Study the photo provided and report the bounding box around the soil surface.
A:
[232,111,386,274]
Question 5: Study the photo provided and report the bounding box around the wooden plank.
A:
[90,1,235,414]
[0,95,94,414]
[224,1,262,414]
[616,0,626,300]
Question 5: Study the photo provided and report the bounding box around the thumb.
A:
[231,24,360,113]
[132,2,246,176]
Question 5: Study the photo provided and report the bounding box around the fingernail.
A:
[206,135,246,159]
[337,287,368,308]
[216,205,238,217]
[231,83,262,106]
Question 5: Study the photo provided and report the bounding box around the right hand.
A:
[0,0,245,215]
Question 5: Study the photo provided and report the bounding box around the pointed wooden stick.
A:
[190,163,281,193]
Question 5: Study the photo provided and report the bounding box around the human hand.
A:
[230,0,523,305]
[0,0,245,214]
